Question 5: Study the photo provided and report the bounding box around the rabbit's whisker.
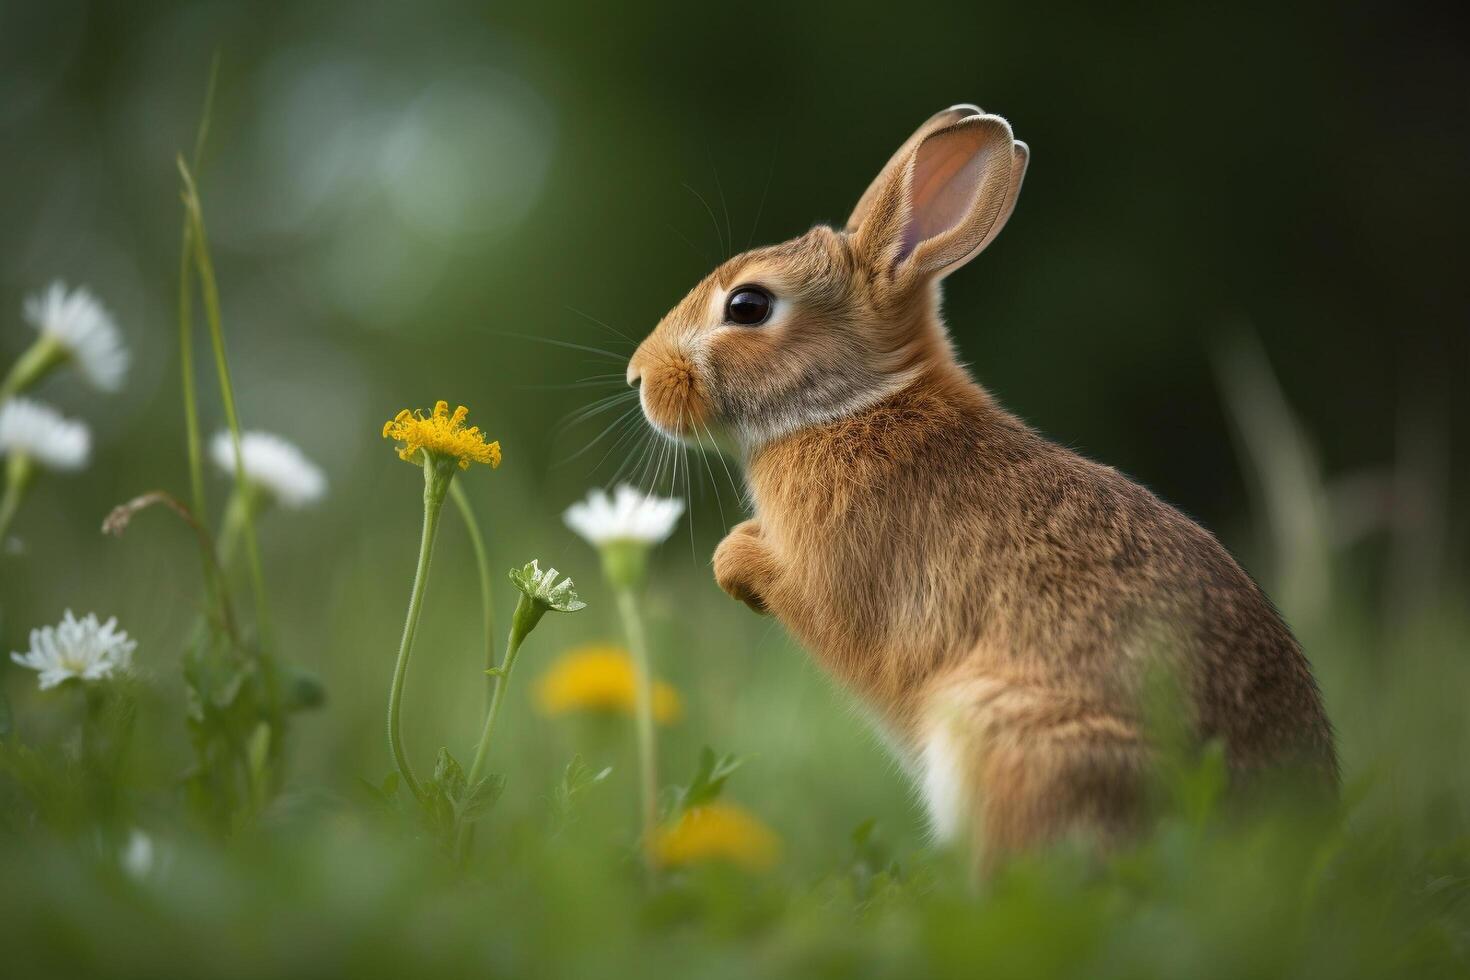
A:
[691,417,728,530]
[630,422,668,498]
[610,412,661,489]
[665,222,716,267]
[700,419,746,510]
[491,330,629,362]
[682,181,728,262]
[563,305,636,344]
[557,404,644,467]
[584,411,650,478]
[604,428,645,487]
[746,128,782,251]
[554,390,639,435]
[707,151,733,261]
[681,413,696,558]
[515,374,626,392]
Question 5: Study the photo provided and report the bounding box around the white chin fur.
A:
[734,366,925,453]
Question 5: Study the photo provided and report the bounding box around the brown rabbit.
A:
[627,104,1337,863]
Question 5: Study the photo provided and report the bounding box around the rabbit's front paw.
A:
[713,520,773,615]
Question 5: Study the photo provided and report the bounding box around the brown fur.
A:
[627,105,1337,865]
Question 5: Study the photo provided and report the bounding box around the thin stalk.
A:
[215,486,256,570]
[0,454,33,544]
[180,50,219,520]
[177,52,227,632]
[191,52,221,170]
[178,217,207,524]
[459,595,541,865]
[179,160,277,696]
[176,221,234,635]
[0,336,65,403]
[467,620,524,787]
[388,461,451,800]
[450,480,496,711]
[105,489,240,644]
[616,586,659,866]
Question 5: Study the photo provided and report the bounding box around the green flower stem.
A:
[0,453,35,544]
[459,594,543,864]
[387,455,455,801]
[215,485,263,571]
[615,582,658,865]
[467,595,542,788]
[600,541,657,863]
[449,480,496,711]
[0,335,65,403]
[79,683,107,783]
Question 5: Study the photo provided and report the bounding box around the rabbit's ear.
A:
[845,104,982,233]
[967,140,1027,259]
[852,112,1024,280]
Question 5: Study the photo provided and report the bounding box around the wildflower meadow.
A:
[2,6,1468,979]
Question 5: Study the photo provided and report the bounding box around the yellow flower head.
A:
[535,645,682,724]
[654,801,781,872]
[382,400,501,470]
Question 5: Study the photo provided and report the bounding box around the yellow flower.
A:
[535,645,682,724]
[382,400,501,470]
[654,801,781,872]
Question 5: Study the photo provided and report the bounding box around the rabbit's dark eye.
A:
[725,285,773,326]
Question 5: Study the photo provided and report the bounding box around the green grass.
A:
[2,537,1467,979]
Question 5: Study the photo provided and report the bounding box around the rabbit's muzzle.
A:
[628,344,710,438]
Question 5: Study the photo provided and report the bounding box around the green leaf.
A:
[246,721,272,802]
[680,746,746,812]
[282,664,326,712]
[561,755,612,802]
[357,770,403,808]
[459,774,507,823]
[209,662,251,711]
[550,755,612,833]
[1171,738,1228,826]
[567,754,613,794]
[417,782,457,842]
[182,684,207,724]
[416,749,499,847]
[358,776,390,806]
[432,747,467,802]
[848,817,902,901]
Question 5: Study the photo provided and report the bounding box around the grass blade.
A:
[177,154,281,726]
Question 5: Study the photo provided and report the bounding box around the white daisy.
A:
[23,281,129,392]
[210,430,327,508]
[563,484,685,547]
[0,397,90,471]
[10,610,137,690]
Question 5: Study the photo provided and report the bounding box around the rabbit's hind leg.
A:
[920,677,1148,870]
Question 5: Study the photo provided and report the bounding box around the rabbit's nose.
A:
[626,362,642,388]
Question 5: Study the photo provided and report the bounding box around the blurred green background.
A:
[1,0,1467,975]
